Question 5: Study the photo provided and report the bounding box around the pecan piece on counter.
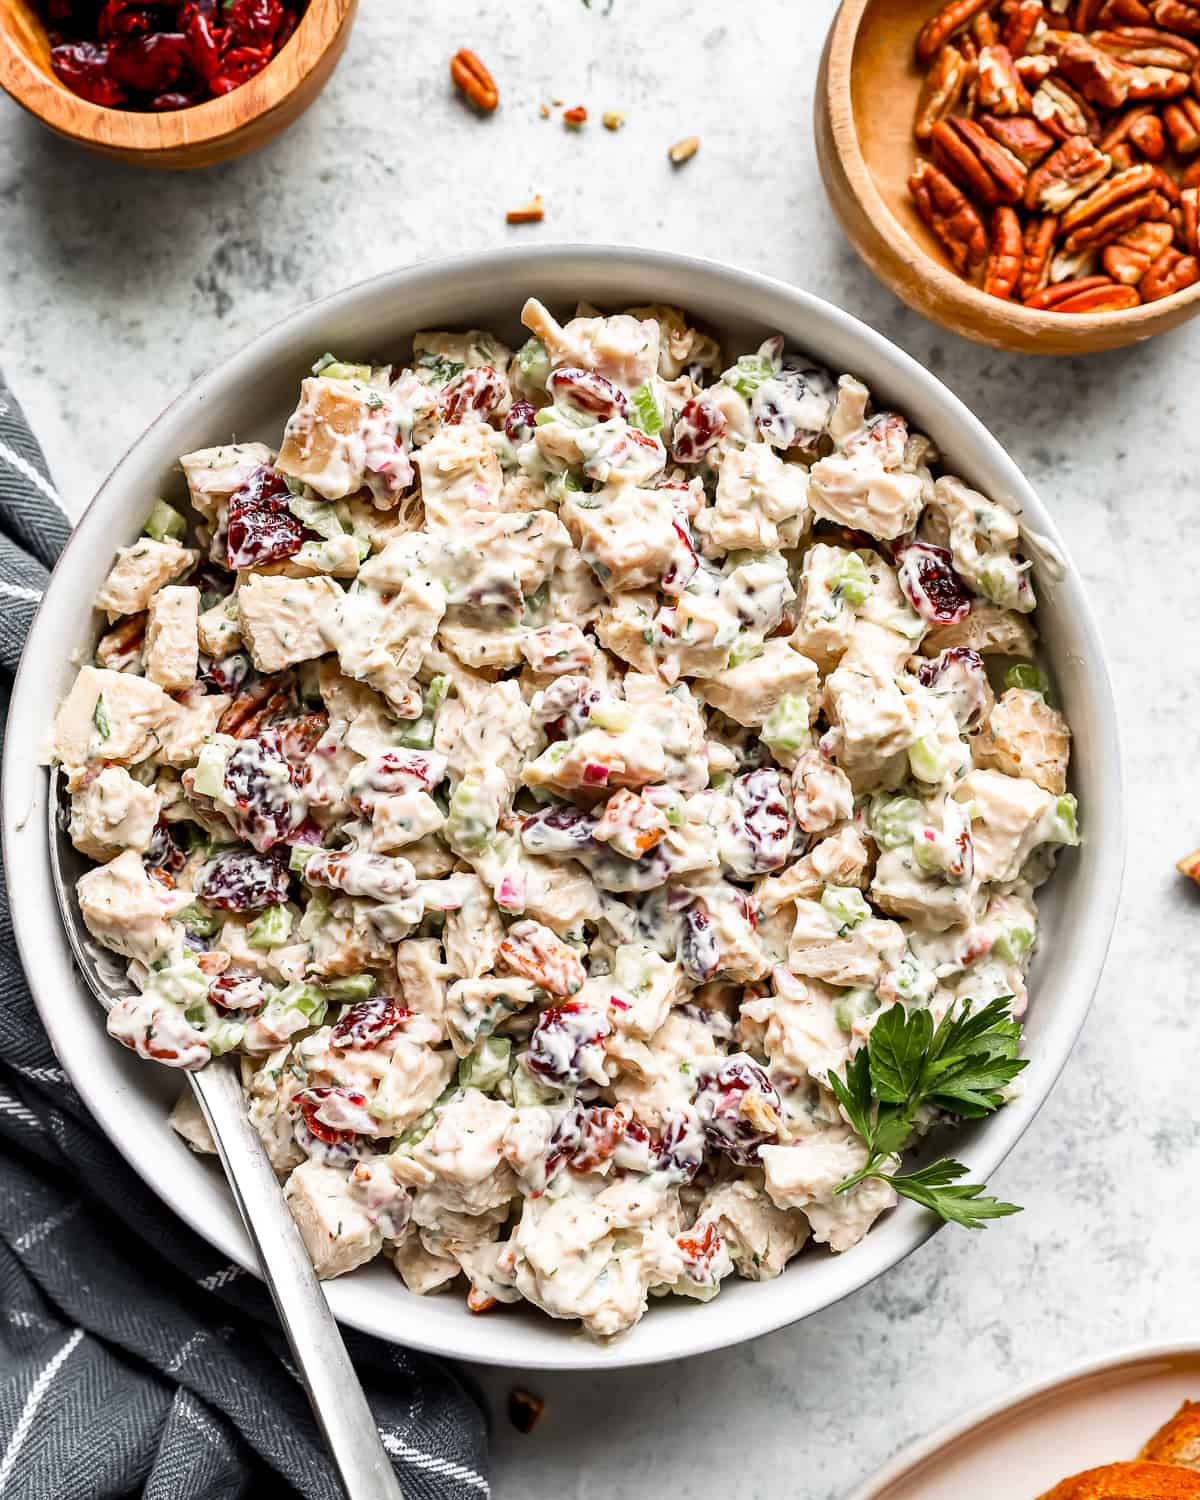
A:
[1023,134,1113,209]
[977,43,1034,111]
[1024,273,1115,306]
[917,0,993,60]
[915,43,971,143]
[1003,0,1047,54]
[1033,77,1104,138]
[910,160,991,271]
[983,204,1026,294]
[931,115,1029,202]
[1046,29,1133,106]
[1054,279,1143,305]
[1163,93,1200,147]
[1019,212,1061,295]
[450,49,499,112]
[1139,240,1200,291]
[1177,848,1200,883]
[1102,217,1176,274]
[981,110,1058,164]
[1088,24,1199,66]
[1152,0,1200,33]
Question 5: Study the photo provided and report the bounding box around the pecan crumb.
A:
[508,1387,545,1434]
[602,110,626,130]
[563,105,588,127]
[507,195,545,224]
[539,103,550,119]
[669,135,700,165]
[1178,848,1200,883]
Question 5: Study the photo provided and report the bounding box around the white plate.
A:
[850,1344,1200,1498]
[0,245,1125,1369]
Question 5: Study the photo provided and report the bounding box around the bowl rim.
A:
[821,0,1200,339]
[1,243,1126,1369]
[0,0,354,154]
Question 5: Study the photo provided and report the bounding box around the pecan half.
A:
[1033,77,1104,138]
[1018,53,1057,86]
[1046,30,1133,106]
[910,160,991,271]
[1024,273,1116,305]
[973,9,999,44]
[1003,0,1046,53]
[1182,156,1200,183]
[1097,0,1154,21]
[984,204,1025,295]
[981,111,1058,164]
[1102,217,1175,274]
[1024,134,1113,209]
[1183,183,1200,246]
[1152,0,1200,32]
[1140,241,1200,292]
[1076,0,1104,25]
[1163,92,1200,145]
[1124,62,1191,93]
[450,49,499,112]
[915,43,971,143]
[978,43,1034,111]
[1132,109,1169,153]
[917,0,994,61]
[1059,160,1160,227]
[1053,280,1143,306]
[1088,25,1199,65]
[1108,142,1138,164]
[931,116,1029,203]
[1019,212,1061,295]
[1063,185,1170,245]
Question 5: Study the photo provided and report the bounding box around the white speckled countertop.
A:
[3,1,1199,1495]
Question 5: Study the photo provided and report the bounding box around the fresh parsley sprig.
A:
[828,996,1027,1230]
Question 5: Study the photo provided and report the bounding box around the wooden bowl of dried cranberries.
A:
[816,0,1200,352]
[0,0,356,168]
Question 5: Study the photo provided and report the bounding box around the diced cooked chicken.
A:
[144,585,199,691]
[77,848,188,963]
[701,640,818,729]
[197,597,242,658]
[923,476,1034,614]
[691,1178,810,1281]
[284,1160,384,1278]
[791,750,855,833]
[69,765,160,860]
[180,442,274,524]
[155,689,229,768]
[522,298,661,388]
[414,421,503,526]
[561,484,679,591]
[237,574,342,673]
[789,543,859,670]
[695,444,810,555]
[788,897,907,986]
[922,603,1036,658]
[47,666,174,773]
[276,376,411,504]
[96,539,197,620]
[825,654,916,789]
[807,452,924,540]
[953,768,1056,884]
[760,1127,899,1251]
[973,687,1071,794]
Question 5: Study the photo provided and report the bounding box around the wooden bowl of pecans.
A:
[815,0,1200,352]
[0,0,356,169]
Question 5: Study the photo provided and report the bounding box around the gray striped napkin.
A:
[0,372,490,1500]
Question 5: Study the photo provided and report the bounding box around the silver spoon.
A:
[48,767,404,1500]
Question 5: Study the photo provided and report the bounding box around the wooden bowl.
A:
[815,0,1200,354]
[0,0,356,169]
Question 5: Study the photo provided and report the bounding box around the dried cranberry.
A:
[655,1108,706,1181]
[520,803,599,856]
[726,769,795,877]
[898,542,972,625]
[295,1087,370,1146]
[544,1101,630,1179]
[96,1,156,39]
[108,30,187,91]
[677,901,719,982]
[149,89,196,108]
[226,465,305,570]
[227,0,284,46]
[180,1,222,80]
[525,1001,610,1086]
[274,712,328,763]
[438,365,506,425]
[198,651,250,696]
[330,997,410,1050]
[208,971,265,1012]
[223,728,305,852]
[144,816,187,875]
[693,1054,781,1164]
[546,367,628,422]
[504,400,537,443]
[671,393,725,463]
[50,41,126,105]
[197,847,289,911]
[209,44,273,94]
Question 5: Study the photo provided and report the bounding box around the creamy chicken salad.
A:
[46,298,1078,1339]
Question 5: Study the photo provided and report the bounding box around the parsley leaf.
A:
[93,694,110,741]
[830,997,1027,1229]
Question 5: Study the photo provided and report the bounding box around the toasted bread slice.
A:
[1140,1403,1200,1471]
[1037,1461,1200,1498]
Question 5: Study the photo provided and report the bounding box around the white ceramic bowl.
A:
[1,246,1124,1370]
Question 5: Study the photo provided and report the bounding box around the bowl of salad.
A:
[2,245,1124,1369]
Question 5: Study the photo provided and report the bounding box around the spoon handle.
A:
[191,1058,405,1500]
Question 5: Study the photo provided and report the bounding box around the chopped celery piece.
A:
[913,830,945,876]
[1005,662,1050,697]
[833,987,879,1032]
[278,981,328,1022]
[724,354,774,399]
[590,699,633,732]
[629,382,663,436]
[908,734,947,784]
[727,635,764,668]
[1044,793,1080,847]
[193,740,230,799]
[206,1020,247,1056]
[534,407,556,426]
[869,794,923,850]
[459,1036,512,1093]
[543,470,584,505]
[311,352,338,373]
[761,694,812,757]
[822,885,870,934]
[396,675,449,751]
[522,583,549,625]
[288,496,345,541]
[396,1083,459,1146]
[247,903,293,950]
[143,499,187,543]
[177,902,220,939]
[289,842,322,874]
[446,774,493,852]
[891,951,936,1007]
[993,925,1034,963]
[829,553,873,606]
[325,974,377,1001]
[516,337,551,392]
[510,1061,558,1107]
[298,890,332,940]
[316,358,371,382]
[92,695,110,741]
